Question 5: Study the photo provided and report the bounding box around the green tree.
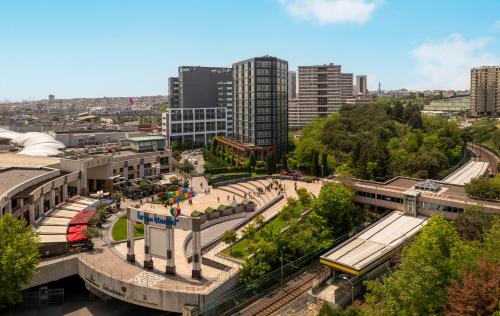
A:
[454,205,492,241]
[321,151,329,177]
[311,150,320,176]
[211,137,218,155]
[266,152,276,175]
[0,214,41,308]
[239,257,271,288]
[254,214,265,227]
[313,183,356,236]
[111,191,123,209]
[249,151,257,172]
[242,223,258,244]
[364,216,474,315]
[296,188,313,207]
[222,229,237,255]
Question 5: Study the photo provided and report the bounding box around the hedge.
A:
[207,173,252,185]
[204,166,251,175]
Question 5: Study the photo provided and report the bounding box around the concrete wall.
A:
[24,256,79,289]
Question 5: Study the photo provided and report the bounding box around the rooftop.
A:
[127,135,166,142]
[0,168,53,196]
[320,211,428,275]
[0,153,60,168]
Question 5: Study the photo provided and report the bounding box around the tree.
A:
[266,152,276,175]
[0,214,40,308]
[254,215,265,227]
[465,175,500,200]
[364,216,473,315]
[222,229,237,254]
[239,257,271,288]
[83,226,101,240]
[446,255,500,316]
[296,188,313,207]
[321,151,329,177]
[111,191,124,209]
[249,151,256,172]
[311,150,320,176]
[242,223,258,244]
[281,154,288,170]
[211,137,218,155]
[313,183,356,236]
[454,206,492,241]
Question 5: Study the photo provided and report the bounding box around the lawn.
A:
[222,215,287,259]
[112,215,144,241]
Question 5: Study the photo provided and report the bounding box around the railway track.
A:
[251,270,322,316]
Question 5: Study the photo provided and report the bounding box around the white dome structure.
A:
[0,128,65,157]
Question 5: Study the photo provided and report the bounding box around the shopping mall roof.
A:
[320,211,428,275]
[127,135,166,142]
[0,167,53,196]
[0,153,60,168]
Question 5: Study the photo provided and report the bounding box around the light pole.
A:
[339,274,354,306]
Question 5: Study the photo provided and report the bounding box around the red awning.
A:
[68,225,87,233]
[69,210,95,225]
[66,231,88,243]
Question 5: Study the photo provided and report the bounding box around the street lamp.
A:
[339,274,354,306]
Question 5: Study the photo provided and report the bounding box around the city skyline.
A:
[1,0,500,101]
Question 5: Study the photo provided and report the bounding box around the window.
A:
[318,90,327,95]
[318,74,327,82]
[206,109,215,119]
[183,123,193,133]
[183,110,193,120]
[171,123,182,133]
[318,97,328,105]
[318,83,327,89]
[217,109,226,119]
[217,121,226,130]
[172,110,182,121]
[206,122,216,131]
[195,109,205,120]
[195,122,205,132]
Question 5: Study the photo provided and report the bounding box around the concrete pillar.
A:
[123,162,129,185]
[4,199,12,213]
[62,183,68,201]
[143,214,153,269]
[165,220,176,275]
[39,197,44,216]
[76,180,81,196]
[50,189,56,209]
[29,204,35,224]
[139,159,145,178]
[126,208,135,262]
[191,218,202,279]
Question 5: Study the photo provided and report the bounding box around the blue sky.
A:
[1,0,499,101]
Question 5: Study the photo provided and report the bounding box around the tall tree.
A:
[249,151,256,172]
[321,151,329,177]
[0,214,41,308]
[364,216,473,315]
[454,206,492,241]
[222,230,237,255]
[266,152,275,175]
[211,137,218,155]
[445,256,500,316]
[313,183,356,236]
[311,150,320,176]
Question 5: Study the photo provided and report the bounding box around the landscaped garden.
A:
[112,215,144,241]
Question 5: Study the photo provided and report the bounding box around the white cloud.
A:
[277,0,380,24]
[410,33,499,90]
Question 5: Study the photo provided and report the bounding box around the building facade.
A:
[296,64,353,128]
[470,66,500,117]
[168,77,180,108]
[162,107,227,146]
[424,96,470,114]
[232,56,288,159]
[288,71,297,99]
[356,75,368,95]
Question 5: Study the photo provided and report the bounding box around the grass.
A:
[222,215,287,259]
[112,215,144,241]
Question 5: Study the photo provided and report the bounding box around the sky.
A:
[1,0,499,101]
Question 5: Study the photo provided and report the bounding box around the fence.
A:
[23,288,65,305]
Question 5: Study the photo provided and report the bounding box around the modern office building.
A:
[162,107,227,146]
[165,67,233,143]
[424,96,470,114]
[288,98,301,130]
[288,71,297,99]
[296,63,354,128]
[470,66,500,117]
[231,56,288,160]
[356,75,368,95]
[168,77,180,108]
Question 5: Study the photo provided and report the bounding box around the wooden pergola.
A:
[216,137,274,161]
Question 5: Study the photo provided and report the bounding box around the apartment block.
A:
[470,66,500,117]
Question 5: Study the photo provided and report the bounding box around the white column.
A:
[139,163,145,178]
[143,214,153,269]
[39,197,44,216]
[123,163,129,185]
[50,189,56,209]
[29,204,35,224]
[191,218,202,279]
[126,208,135,262]
[76,180,81,195]
[165,220,176,274]
[63,183,68,201]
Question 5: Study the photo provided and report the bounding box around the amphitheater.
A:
[29,177,322,314]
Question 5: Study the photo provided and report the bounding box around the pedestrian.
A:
[217,196,220,202]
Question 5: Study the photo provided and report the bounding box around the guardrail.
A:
[211,175,317,188]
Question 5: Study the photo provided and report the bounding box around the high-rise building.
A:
[168,77,179,108]
[356,75,368,95]
[232,56,288,159]
[217,80,234,137]
[470,66,500,117]
[288,71,297,99]
[295,63,353,128]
